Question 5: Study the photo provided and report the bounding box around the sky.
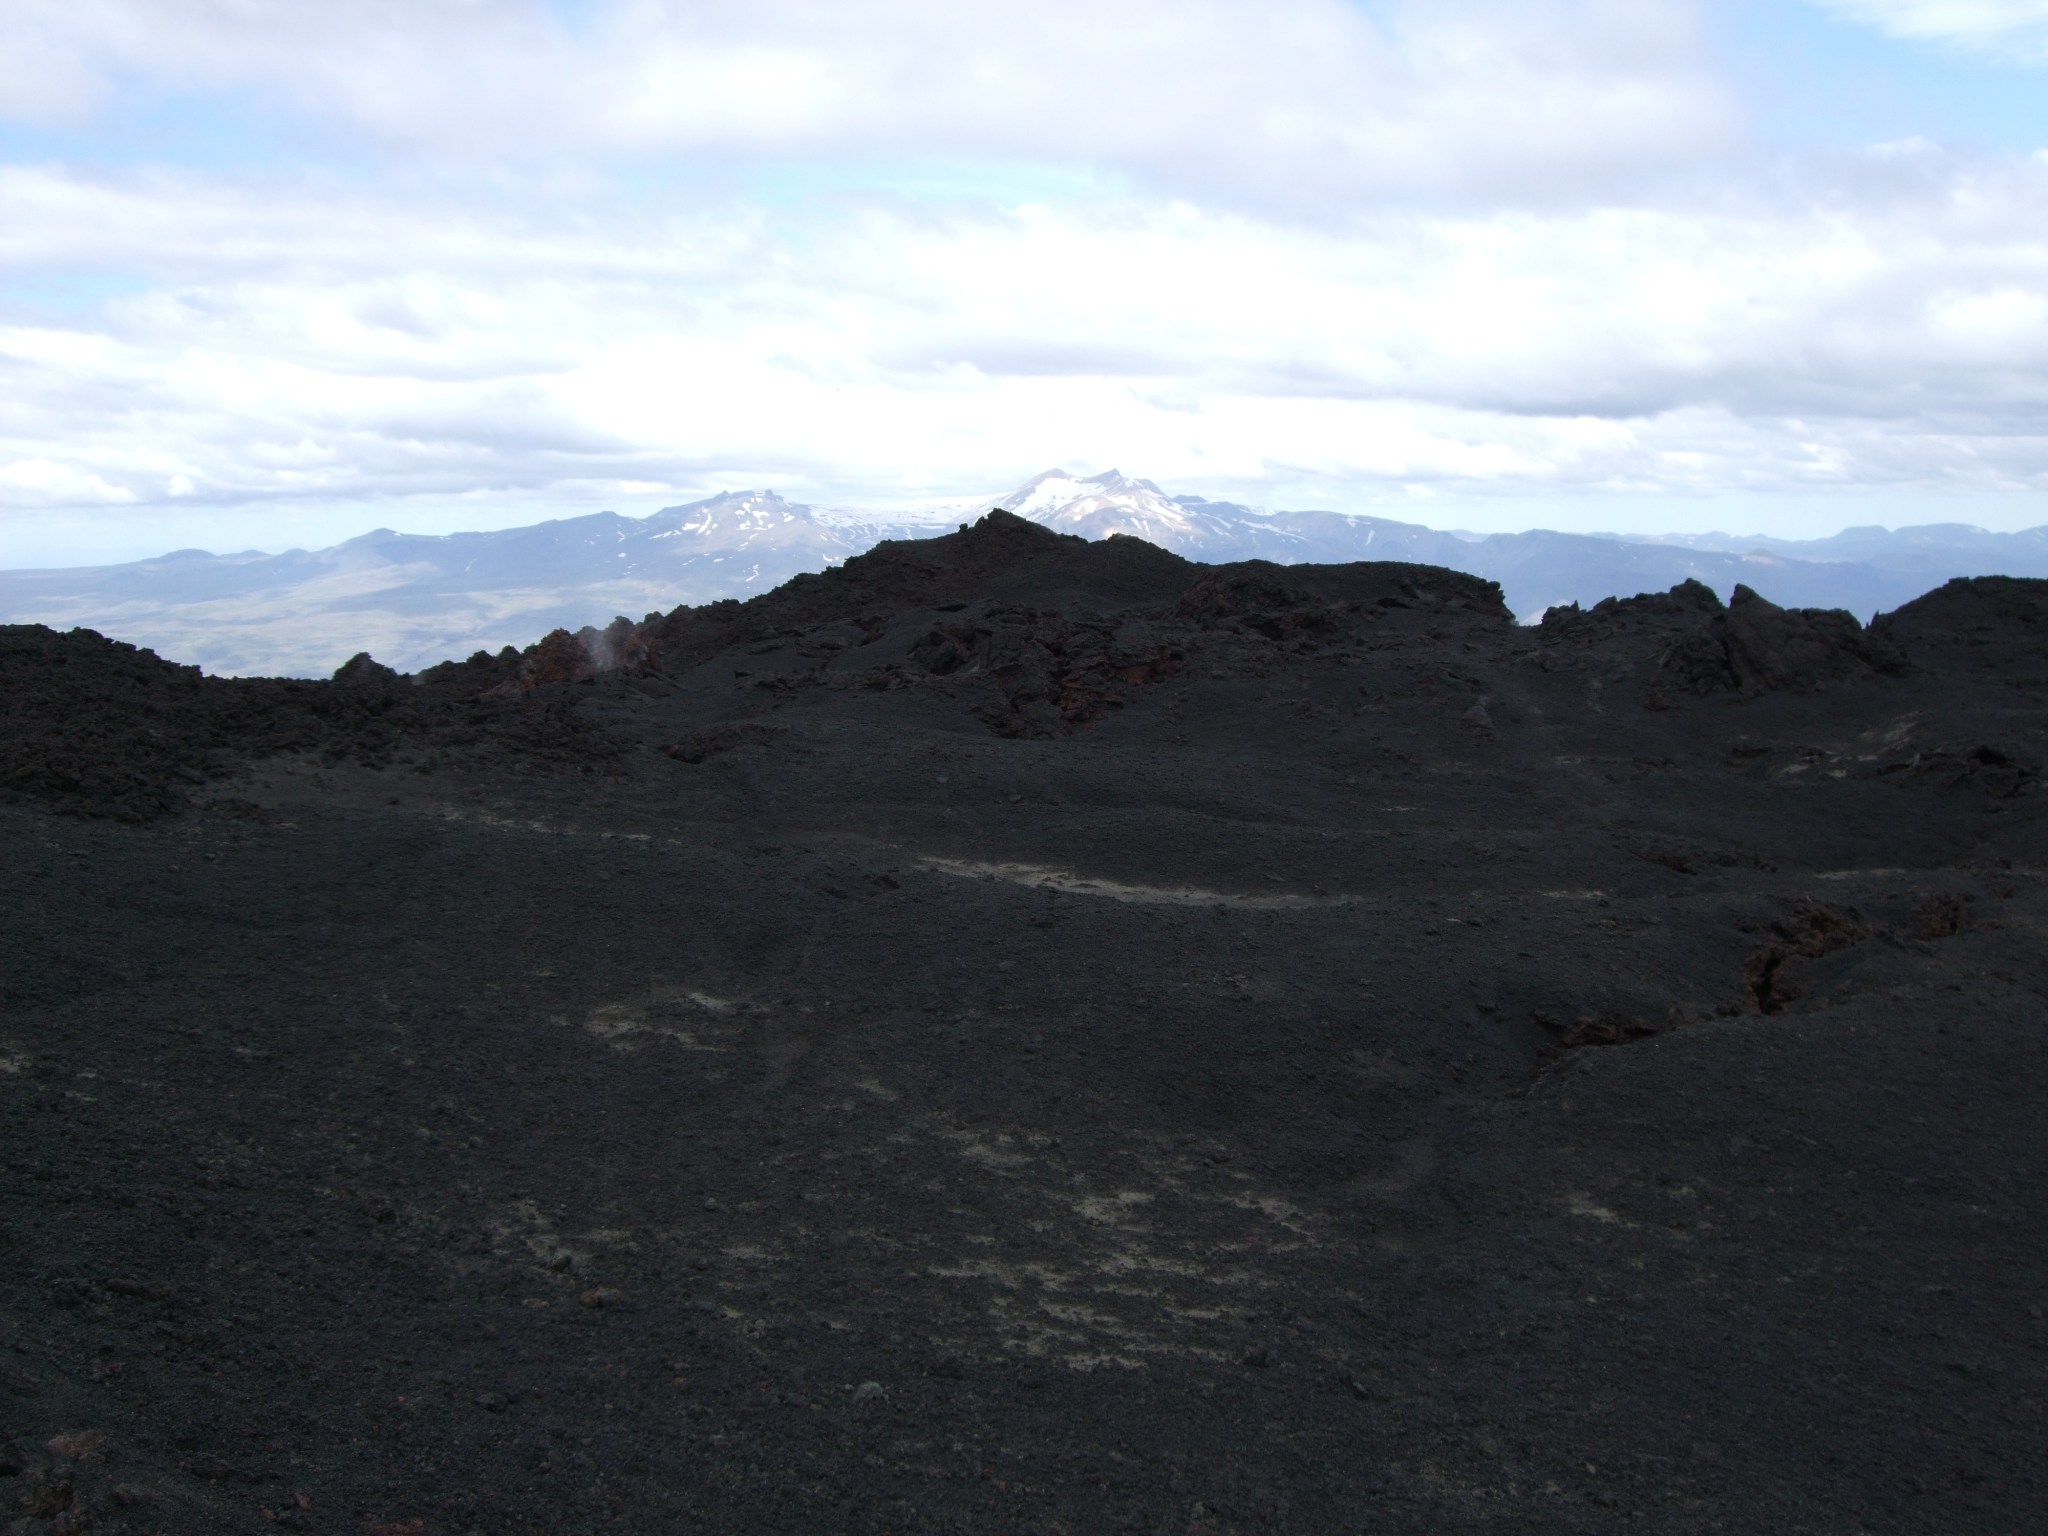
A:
[3,0,2048,566]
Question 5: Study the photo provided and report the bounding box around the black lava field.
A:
[2,511,2044,1535]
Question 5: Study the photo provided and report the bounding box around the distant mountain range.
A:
[0,494,941,678]
[995,469,2048,624]
[4,468,2045,675]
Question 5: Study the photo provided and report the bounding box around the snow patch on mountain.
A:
[995,468,1317,558]
[997,468,1269,553]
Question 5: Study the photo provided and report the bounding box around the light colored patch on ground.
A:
[917,1119,1338,1372]
[940,1128,1034,1170]
[1072,1191,1155,1227]
[1566,1192,1633,1226]
[1058,1352,1150,1371]
[1093,1250,1218,1281]
[916,856,1350,909]
[581,987,738,1052]
[549,1103,1344,1374]
[489,1199,637,1275]
[929,1258,1075,1290]
[0,1044,28,1075]
[984,1294,1153,1368]
[1037,1300,1148,1335]
[1211,1191,1314,1238]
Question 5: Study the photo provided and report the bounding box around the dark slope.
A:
[2,514,2045,1535]
[0,628,606,824]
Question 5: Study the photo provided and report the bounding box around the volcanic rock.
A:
[1,514,2043,1533]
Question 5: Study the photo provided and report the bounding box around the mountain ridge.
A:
[3,467,2045,675]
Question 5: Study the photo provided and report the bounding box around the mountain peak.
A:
[648,488,826,539]
[994,466,1242,549]
[998,467,1178,517]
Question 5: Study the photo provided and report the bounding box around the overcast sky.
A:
[4,0,2048,564]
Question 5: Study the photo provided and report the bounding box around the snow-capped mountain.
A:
[989,467,2048,624]
[995,469,1303,558]
[7,465,2046,677]
[997,468,1199,532]
[643,490,895,560]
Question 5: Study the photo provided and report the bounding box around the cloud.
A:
[0,0,1735,206]
[2,0,2047,559]
[4,145,2048,543]
[0,456,135,505]
[1813,1,2048,60]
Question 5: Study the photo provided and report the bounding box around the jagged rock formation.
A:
[1659,584,1907,695]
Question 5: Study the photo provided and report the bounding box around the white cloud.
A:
[1814,1,2048,59]
[2,1,2047,560]
[0,456,136,505]
[0,0,1735,205]
[4,148,2048,547]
